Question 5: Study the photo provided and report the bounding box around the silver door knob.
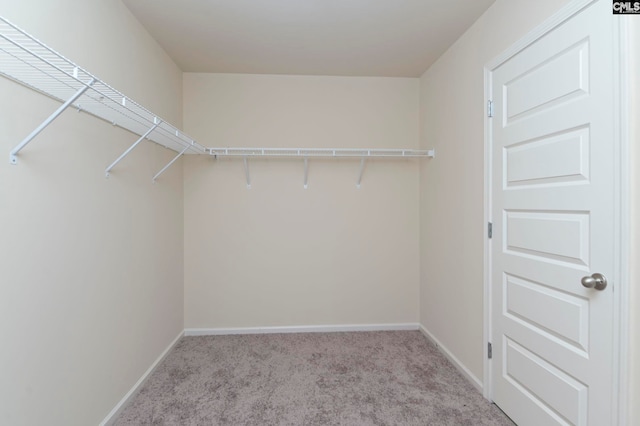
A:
[581,273,607,291]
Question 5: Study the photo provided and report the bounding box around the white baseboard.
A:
[185,323,419,336]
[419,324,484,393]
[99,330,184,426]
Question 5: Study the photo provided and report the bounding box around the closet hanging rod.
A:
[207,147,435,158]
[0,16,206,163]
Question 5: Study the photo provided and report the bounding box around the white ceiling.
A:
[122,0,496,77]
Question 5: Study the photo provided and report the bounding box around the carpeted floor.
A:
[113,331,514,425]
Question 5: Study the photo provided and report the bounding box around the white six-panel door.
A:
[489,1,616,425]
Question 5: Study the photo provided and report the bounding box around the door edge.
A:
[611,14,632,426]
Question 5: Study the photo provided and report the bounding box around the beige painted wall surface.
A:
[418,0,572,384]
[183,74,420,328]
[0,1,184,425]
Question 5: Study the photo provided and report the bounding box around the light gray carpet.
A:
[114,331,514,425]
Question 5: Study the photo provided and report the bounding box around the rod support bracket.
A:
[9,78,95,165]
[105,120,161,177]
[303,157,309,189]
[356,158,367,189]
[243,157,251,189]
[152,143,191,182]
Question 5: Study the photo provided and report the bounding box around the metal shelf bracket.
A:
[152,141,192,183]
[9,79,95,164]
[356,158,367,189]
[303,157,309,189]
[105,118,161,178]
[243,157,251,189]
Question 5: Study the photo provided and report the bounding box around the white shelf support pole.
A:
[105,118,161,178]
[303,157,309,189]
[356,158,367,189]
[152,143,191,183]
[243,157,251,189]
[10,79,95,164]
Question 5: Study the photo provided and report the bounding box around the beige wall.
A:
[183,73,420,328]
[418,0,572,384]
[0,1,184,425]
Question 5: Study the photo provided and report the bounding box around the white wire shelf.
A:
[207,147,434,158]
[0,15,434,183]
[219,148,435,190]
[0,16,205,168]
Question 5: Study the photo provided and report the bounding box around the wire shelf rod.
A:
[207,147,435,158]
[0,46,78,95]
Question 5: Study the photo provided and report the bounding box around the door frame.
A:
[482,0,631,424]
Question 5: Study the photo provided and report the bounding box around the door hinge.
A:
[488,342,493,359]
[487,100,494,118]
[488,222,493,239]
